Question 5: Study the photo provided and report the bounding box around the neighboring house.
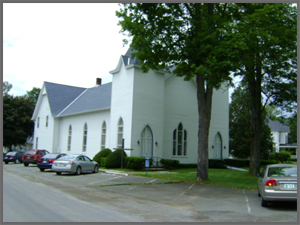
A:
[31,48,229,164]
[268,120,297,158]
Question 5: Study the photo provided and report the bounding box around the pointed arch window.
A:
[173,123,187,156]
[46,116,49,127]
[117,118,123,148]
[101,121,106,150]
[82,123,88,152]
[67,125,72,151]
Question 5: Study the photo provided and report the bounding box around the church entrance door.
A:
[141,126,153,158]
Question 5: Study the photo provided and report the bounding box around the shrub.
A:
[105,149,127,168]
[93,148,112,167]
[161,159,180,169]
[178,164,197,169]
[275,151,291,163]
[209,159,226,168]
[125,157,145,170]
[224,159,250,167]
[260,159,279,166]
[101,157,108,168]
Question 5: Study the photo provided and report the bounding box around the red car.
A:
[22,149,50,167]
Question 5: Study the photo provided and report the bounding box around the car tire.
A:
[56,172,61,175]
[93,165,99,173]
[39,168,45,172]
[75,166,81,175]
[15,159,20,164]
[261,197,268,207]
[258,191,261,197]
[5,162,8,164]
[24,163,29,167]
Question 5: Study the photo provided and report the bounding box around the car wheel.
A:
[56,172,61,175]
[24,163,29,167]
[5,162,8,164]
[258,191,261,197]
[93,165,99,173]
[75,166,81,175]
[261,197,268,207]
[39,168,45,172]
[15,159,20,164]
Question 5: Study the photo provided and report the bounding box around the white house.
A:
[31,49,229,164]
[268,120,297,158]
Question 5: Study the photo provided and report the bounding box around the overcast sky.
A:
[3,3,127,96]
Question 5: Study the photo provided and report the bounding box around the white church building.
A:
[31,49,229,164]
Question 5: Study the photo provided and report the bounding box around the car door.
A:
[258,167,267,194]
[83,156,94,171]
[77,156,87,172]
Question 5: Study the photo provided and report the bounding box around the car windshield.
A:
[268,167,297,177]
[57,155,77,161]
[43,154,58,158]
[6,152,17,156]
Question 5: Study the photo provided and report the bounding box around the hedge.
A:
[125,157,145,170]
[93,148,112,167]
[160,159,180,169]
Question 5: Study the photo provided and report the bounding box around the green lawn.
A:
[110,168,260,190]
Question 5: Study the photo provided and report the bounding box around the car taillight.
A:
[265,179,277,187]
[49,159,54,163]
[69,161,74,165]
[38,159,42,162]
[34,155,38,159]
[9,156,14,159]
[22,155,25,159]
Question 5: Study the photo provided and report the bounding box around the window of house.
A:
[67,125,72,151]
[35,137,38,149]
[82,123,88,152]
[173,123,187,156]
[117,118,123,148]
[101,121,106,150]
[37,117,40,128]
[46,116,49,127]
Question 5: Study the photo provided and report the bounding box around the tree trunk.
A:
[196,74,213,181]
[247,56,262,176]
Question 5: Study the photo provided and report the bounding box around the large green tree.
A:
[3,95,35,150]
[3,84,40,150]
[116,3,237,180]
[227,3,297,175]
[230,85,273,159]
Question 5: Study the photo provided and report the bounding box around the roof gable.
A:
[268,120,290,133]
[44,82,86,117]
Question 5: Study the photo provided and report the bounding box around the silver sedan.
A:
[52,154,99,175]
[257,164,297,207]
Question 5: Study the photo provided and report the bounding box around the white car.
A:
[257,164,297,207]
[52,154,99,175]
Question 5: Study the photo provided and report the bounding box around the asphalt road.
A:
[2,163,298,222]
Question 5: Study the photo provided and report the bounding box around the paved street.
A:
[3,163,297,222]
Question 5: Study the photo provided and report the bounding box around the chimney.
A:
[96,78,102,86]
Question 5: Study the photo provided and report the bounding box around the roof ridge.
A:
[56,88,88,117]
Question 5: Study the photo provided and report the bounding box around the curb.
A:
[99,170,128,176]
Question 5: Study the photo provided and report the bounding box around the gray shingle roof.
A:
[58,83,112,117]
[44,82,86,117]
[122,48,141,66]
[268,120,290,132]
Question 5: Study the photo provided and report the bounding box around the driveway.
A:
[3,164,297,222]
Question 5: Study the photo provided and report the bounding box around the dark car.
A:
[22,149,50,167]
[37,153,68,171]
[3,151,23,164]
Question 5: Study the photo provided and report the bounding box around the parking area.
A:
[3,163,298,222]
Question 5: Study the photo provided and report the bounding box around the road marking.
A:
[148,179,157,183]
[243,190,251,214]
[177,183,195,199]
[124,186,137,192]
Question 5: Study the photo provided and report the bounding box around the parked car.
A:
[52,154,99,175]
[22,149,50,167]
[3,151,23,164]
[37,153,68,171]
[258,164,297,207]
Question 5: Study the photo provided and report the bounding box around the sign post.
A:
[145,157,150,175]
[113,139,133,168]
